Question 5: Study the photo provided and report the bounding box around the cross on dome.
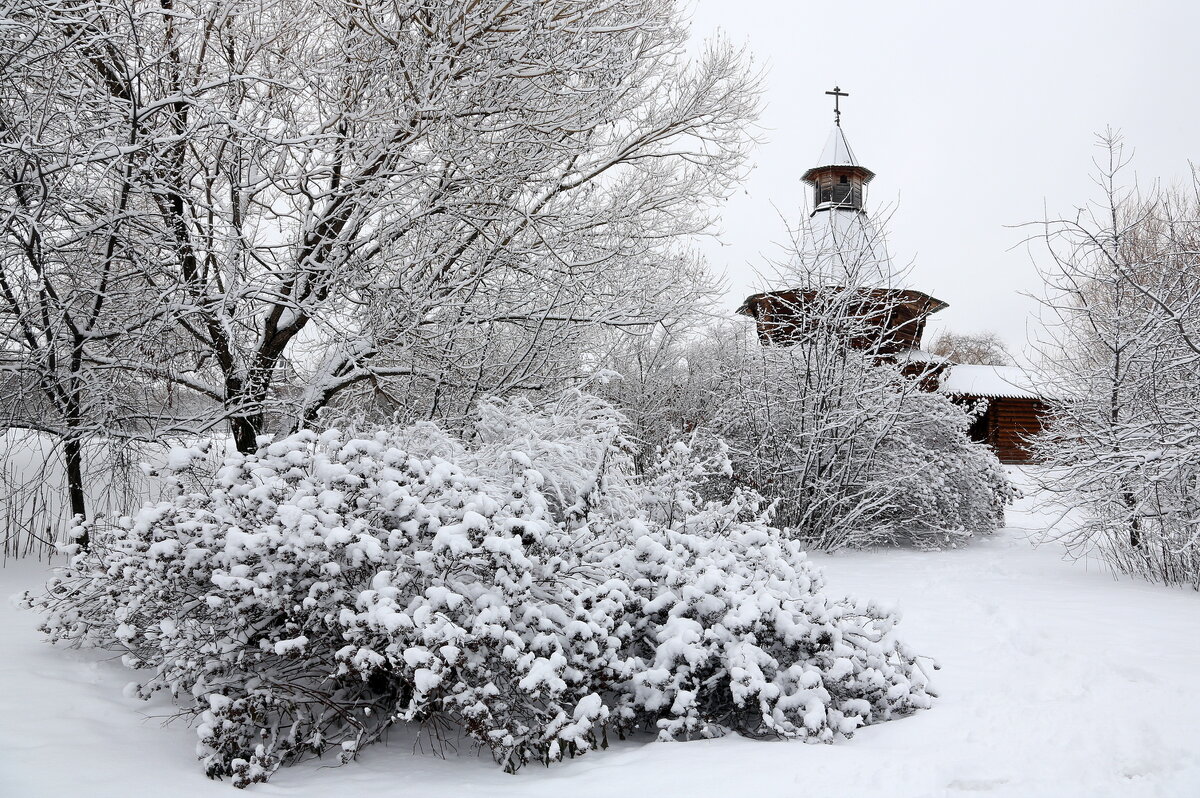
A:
[825,86,849,126]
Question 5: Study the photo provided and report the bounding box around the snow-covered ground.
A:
[2,472,1198,798]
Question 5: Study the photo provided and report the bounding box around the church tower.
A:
[801,87,876,214]
[738,87,947,352]
[790,88,895,288]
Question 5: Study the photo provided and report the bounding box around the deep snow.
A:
[2,473,1198,798]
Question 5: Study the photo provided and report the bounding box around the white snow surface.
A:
[938,364,1043,399]
[894,347,951,365]
[816,125,861,168]
[3,469,1199,798]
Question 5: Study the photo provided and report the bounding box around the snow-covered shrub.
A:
[606,440,933,740]
[867,392,1012,548]
[715,342,1010,550]
[26,392,933,786]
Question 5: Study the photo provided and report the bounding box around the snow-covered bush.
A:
[715,342,1010,550]
[867,392,1012,547]
[606,440,932,740]
[26,392,933,786]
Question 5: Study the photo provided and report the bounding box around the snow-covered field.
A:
[2,473,1198,798]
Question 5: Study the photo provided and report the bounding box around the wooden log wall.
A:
[987,397,1048,464]
[813,169,865,207]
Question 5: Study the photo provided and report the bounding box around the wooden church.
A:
[738,90,1048,464]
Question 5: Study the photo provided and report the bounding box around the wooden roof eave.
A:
[737,287,949,318]
[801,164,877,184]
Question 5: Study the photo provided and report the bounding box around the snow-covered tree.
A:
[0,11,177,542]
[2,0,759,456]
[1,0,759,549]
[597,192,1010,550]
[704,191,1010,548]
[590,317,734,473]
[709,327,1008,550]
[1031,133,1200,588]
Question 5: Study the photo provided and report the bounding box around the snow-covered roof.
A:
[819,126,859,167]
[937,365,1042,399]
[802,126,876,184]
[894,348,951,365]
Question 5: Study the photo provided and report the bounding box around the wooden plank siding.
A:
[812,169,866,208]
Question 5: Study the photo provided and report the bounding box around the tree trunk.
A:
[64,434,87,549]
[230,415,261,455]
[1124,491,1141,548]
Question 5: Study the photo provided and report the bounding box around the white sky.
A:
[689,0,1200,357]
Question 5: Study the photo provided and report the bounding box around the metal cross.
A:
[825,86,849,126]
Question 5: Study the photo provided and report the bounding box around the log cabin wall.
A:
[812,168,866,209]
[974,397,1048,464]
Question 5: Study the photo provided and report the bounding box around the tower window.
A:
[839,175,848,184]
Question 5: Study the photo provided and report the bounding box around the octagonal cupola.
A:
[801,125,876,212]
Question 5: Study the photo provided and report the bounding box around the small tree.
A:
[601,201,1010,549]
[1030,132,1200,588]
[712,328,1007,550]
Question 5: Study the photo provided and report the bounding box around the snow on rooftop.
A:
[802,125,875,185]
[817,126,859,168]
[937,364,1042,399]
[894,348,950,365]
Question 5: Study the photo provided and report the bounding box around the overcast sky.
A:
[689,0,1200,358]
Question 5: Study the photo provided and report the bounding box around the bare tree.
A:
[601,199,1009,550]
[709,298,1005,550]
[1030,131,1200,588]
[0,10,168,544]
